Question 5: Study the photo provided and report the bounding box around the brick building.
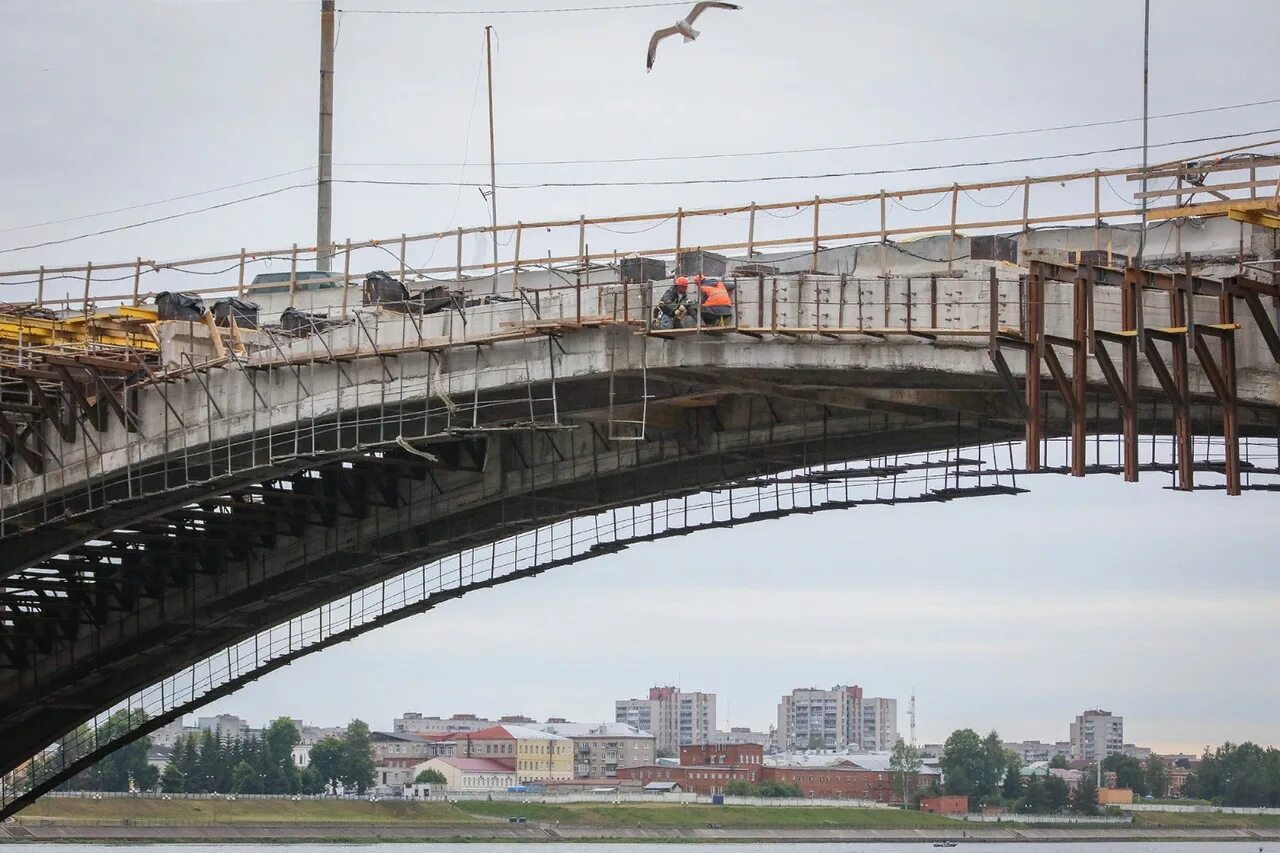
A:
[680,743,763,767]
[919,794,969,815]
[618,742,763,795]
[619,742,932,802]
[619,762,758,795]
[762,764,898,801]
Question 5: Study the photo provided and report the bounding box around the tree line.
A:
[1101,752,1169,798]
[928,728,1102,815]
[1184,742,1280,807]
[722,779,803,798]
[920,730,1280,812]
[56,714,377,796]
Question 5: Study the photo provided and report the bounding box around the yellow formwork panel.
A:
[0,309,159,351]
[1228,207,1280,230]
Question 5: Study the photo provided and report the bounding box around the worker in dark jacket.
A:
[655,275,694,329]
[694,274,733,327]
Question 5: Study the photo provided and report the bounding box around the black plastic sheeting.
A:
[154,291,205,321]
[362,270,409,306]
[363,271,463,315]
[280,307,331,336]
[211,297,260,329]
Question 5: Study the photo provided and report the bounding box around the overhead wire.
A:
[5,99,1275,238]
[891,194,949,213]
[337,2,688,14]
[587,214,676,234]
[334,128,1280,190]
[414,32,489,269]
[0,168,315,235]
[339,96,1280,168]
[961,185,1022,209]
[3,129,1275,257]
[0,184,314,256]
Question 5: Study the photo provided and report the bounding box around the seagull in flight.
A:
[646,1,741,72]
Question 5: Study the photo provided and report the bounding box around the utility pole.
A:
[1137,0,1150,268]
[485,25,499,293]
[317,0,336,273]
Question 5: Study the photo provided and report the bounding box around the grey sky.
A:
[2,0,1278,752]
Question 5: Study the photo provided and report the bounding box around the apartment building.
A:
[615,686,717,755]
[860,697,899,752]
[197,714,251,741]
[712,727,773,749]
[538,722,656,779]
[1003,740,1072,764]
[777,685,862,750]
[393,713,496,735]
[1069,710,1124,763]
[776,686,899,752]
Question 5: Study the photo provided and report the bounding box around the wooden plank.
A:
[1134,178,1274,200]
[1228,207,1280,230]
[1127,155,1280,181]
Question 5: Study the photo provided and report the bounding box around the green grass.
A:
[452,800,960,829]
[17,797,961,830]
[1131,811,1280,830]
[15,797,477,825]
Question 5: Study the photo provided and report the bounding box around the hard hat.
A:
[675,276,689,289]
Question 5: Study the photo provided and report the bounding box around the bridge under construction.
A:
[1,146,1278,817]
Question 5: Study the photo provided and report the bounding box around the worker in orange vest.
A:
[693,274,733,327]
[655,275,694,329]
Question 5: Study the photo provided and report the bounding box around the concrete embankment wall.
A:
[3,823,1279,843]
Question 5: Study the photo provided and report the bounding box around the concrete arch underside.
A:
[2,322,1279,814]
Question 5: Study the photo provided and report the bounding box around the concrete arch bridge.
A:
[1,256,1278,818]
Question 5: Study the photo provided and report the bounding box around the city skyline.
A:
[2,2,1276,798]
[184,469,1278,756]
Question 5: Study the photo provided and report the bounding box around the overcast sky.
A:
[3,0,1278,753]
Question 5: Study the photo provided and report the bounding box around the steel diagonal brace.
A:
[353,313,396,382]
[0,411,43,474]
[1141,336,1184,408]
[90,369,144,437]
[131,361,187,429]
[21,378,75,444]
[987,339,1031,420]
[220,346,269,411]
[55,365,107,434]
[1192,324,1242,496]
[1041,340,1080,418]
[1141,332,1194,490]
[306,324,354,388]
[263,330,312,398]
[181,353,224,420]
[1240,291,1280,363]
[1092,338,1132,410]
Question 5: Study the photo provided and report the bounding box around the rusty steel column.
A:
[1170,274,1193,490]
[1121,267,1141,482]
[1219,291,1241,495]
[1025,265,1043,471]
[1194,286,1243,496]
[1071,271,1089,476]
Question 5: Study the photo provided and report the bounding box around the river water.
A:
[8,844,1273,852]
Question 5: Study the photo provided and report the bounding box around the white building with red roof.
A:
[413,756,518,791]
